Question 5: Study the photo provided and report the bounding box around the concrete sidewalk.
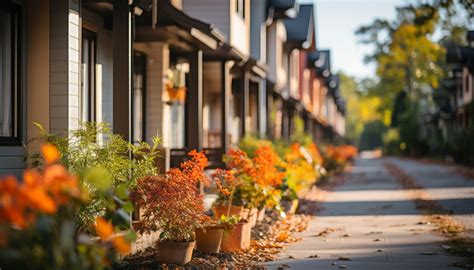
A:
[265,158,460,270]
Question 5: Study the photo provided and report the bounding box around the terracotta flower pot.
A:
[195,226,224,253]
[248,208,258,227]
[157,240,195,265]
[220,221,251,252]
[212,204,248,220]
[257,207,266,222]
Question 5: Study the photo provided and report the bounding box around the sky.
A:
[299,0,408,79]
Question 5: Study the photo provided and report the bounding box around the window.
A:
[0,3,21,145]
[81,29,97,122]
[163,58,188,149]
[132,52,146,143]
[235,0,245,18]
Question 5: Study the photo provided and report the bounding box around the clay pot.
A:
[257,207,266,222]
[212,204,248,220]
[195,225,224,253]
[220,221,251,252]
[157,240,195,265]
[248,208,258,227]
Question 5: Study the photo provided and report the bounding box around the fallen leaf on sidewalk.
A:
[342,233,351,237]
[440,245,451,250]
[373,238,383,242]
[338,256,351,261]
[365,231,383,236]
[287,255,297,259]
[417,221,431,225]
[308,254,319,258]
[420,252,437,255]
[314,227,339,237]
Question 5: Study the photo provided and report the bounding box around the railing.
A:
[169,147,226,169]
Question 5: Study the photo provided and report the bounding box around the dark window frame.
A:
[81,29,97,122]
[235,0,245,19]
[0,2,22,146]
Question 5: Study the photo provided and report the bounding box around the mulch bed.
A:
[115,213,311,270]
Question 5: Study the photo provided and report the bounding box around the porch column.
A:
[258,79,267,138]
[113,0,132,141]
[187,50,203,151]
[221,61,231,153]
[240,71,250,138]
[266,91,274,138]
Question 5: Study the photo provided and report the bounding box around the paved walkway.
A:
[265,157,473,270]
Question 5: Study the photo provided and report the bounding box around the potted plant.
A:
[132,150,210,265]
[211,164,253,252]
[195,168,238,254]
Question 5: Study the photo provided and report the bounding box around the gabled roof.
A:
[267,0,299,20]
[446,45,474,71]
[284,4,315,50]
[309,50,331,78]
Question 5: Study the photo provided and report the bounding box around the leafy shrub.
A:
[27,122,160,231]
[0,144,133,269]
[446,125,474,166]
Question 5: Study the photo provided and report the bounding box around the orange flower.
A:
[95,217,114,240]
[22,187,57,214]
[112,236,131,255]
[41,143,60,165]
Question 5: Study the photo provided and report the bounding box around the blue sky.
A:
[299,0,407,79]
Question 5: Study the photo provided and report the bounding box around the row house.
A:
[446,30,474,129]
[0,0,346,176]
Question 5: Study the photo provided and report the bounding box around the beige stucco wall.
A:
[27,0,50,140]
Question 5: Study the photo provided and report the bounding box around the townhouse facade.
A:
[0,0,346,176]
[446,30,474,129]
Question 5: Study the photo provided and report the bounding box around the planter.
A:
[195,226,224,253]
[248,208,258,227]
[281,199,299,214]
[257,208,266,222]
[212,204,249,220]
[220,221,251,252]
[157,240,195,265]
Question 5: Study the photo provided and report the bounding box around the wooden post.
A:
[113,0,132,141]
[221,61,231,153]
[266,91,274,139]
[187,50,203,151]
[240,71,249,138]
[258,79,267,139]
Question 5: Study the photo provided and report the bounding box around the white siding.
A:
[49,0,80,134]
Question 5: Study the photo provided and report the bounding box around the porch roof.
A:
[135,0,243,61]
